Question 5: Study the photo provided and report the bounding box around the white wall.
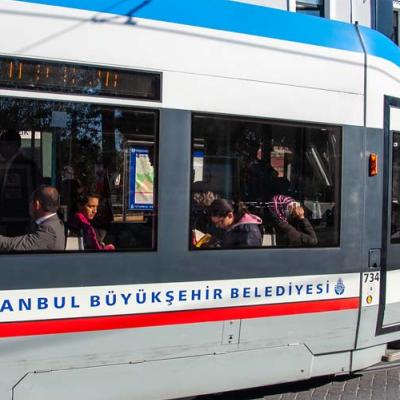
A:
[352,0,372,27]
[325,0,372,27]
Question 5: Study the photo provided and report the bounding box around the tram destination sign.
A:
[0,57,161,101]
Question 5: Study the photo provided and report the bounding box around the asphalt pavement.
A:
[195,360,400,400]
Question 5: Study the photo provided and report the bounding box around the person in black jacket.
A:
[209,199,263,248]
[268,194,317,247]
[0,129,42,235]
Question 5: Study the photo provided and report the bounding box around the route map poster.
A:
[128,148,154,210]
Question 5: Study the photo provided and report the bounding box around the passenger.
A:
[191,180,219,233]
[68,193,115,251]
[209,198,263,248]
[269,195,318,247]
[0,185,65,251]
[0,129,41,235]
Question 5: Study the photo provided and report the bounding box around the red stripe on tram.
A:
[0,297,359,338]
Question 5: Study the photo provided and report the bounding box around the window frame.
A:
[189,111,342,251]
[0,93,160,255]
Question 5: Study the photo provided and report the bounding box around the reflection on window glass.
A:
[0,97,158,252]
[392,132,400,243]
[191,114,341,249]
[393,11,399,46]
[296,0,324,17]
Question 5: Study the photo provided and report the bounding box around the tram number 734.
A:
[363,272,380,283]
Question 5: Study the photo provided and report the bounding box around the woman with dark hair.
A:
[268,194,317,247]
[68,193,115,251]
[208,199,263,248]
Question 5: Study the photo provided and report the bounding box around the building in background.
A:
[394,0,400,44]
[234,0,394,40]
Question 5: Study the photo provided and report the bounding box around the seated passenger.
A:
[191,180,219,233]
[209,199,263,248]
[268,195,317,247]
[68,193,115,251]
[0,185,65,252]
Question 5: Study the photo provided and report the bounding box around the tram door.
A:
[377,98,400,335]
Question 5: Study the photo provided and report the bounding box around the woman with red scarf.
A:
[68,193,115,251]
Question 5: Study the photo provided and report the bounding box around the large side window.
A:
[0,97,158,252]
[190,114,341,249]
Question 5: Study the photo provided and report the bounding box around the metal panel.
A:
[240,309,358,354]
[13,344,313,400]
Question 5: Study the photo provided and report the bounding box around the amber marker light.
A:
[369,153,378,176]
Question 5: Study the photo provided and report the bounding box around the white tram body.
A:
[0,1,399,399]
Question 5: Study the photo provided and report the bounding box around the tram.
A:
[0,0,400,399]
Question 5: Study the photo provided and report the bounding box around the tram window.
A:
[0,97,158,252]
[190,114,341,249]
[392,132,400,243]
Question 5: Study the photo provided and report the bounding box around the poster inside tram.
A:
[128,147,154,210]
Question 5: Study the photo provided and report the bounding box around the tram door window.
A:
[391,131,400,242]
[0,97,158,251]
[190,114,341,249]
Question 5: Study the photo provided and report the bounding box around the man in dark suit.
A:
[0,185,65,252]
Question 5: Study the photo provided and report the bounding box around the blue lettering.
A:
[0,299,13,312]
[231,288,239,298]
[179,290,187,301]
[295,285,303,295]
[121,293,132,305]
[54,296,66,309]
[71,296,80,308]
[165,291,174,306]
[265,287,272,297]
[316,283,323,294]
[213,289,222,299]
[38,297,48,310]
[90,295,100,307]
[191,290,201,301]
[18,298,31,311]
[276,286,285,296]
[243,287,251,298]
[151,292,161,303]
[306,284,313,295]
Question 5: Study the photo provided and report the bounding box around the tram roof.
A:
[14,0,400,69]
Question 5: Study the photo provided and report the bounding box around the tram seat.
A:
[65,229,84,251]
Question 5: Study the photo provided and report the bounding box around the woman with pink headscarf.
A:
[269,195,317,247]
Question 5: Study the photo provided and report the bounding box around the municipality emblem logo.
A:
[335,278,345,295]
